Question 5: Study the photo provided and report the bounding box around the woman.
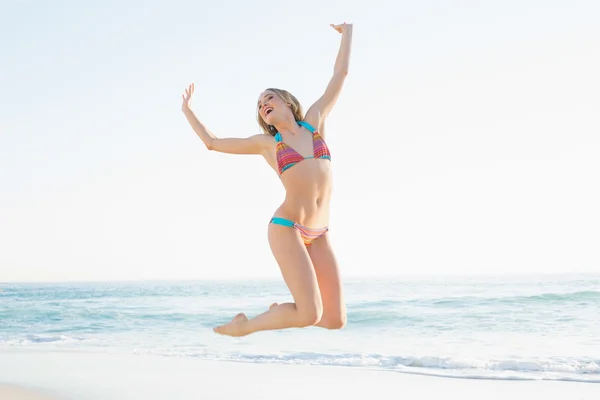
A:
[181,22,352,337]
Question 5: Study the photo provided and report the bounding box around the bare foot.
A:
[213,313,249,337]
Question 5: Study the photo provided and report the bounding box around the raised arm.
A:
[181,83,271,155]
[305,23,353,126]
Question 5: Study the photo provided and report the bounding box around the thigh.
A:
[307,234,346,320]
[268,223,322,311]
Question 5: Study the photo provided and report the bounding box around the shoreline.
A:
[0,350,597,400]
[1,347,598,384]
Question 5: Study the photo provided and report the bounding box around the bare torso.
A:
[263,126,333,228]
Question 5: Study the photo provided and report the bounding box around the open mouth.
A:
[264,107,274,117]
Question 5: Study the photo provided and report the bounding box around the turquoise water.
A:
[1,274,599,382]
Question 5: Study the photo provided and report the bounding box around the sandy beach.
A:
[0,384,62,400]
[0,349,597,400]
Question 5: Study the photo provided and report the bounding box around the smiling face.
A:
[257,90,286,124]
[256,88,304,136]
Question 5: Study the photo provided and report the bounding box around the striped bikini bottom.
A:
[270,217,328,247]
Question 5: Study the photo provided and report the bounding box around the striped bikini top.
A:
[274,121,331,175]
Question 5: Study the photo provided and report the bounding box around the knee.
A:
[322,313,347,330]
[296,303,323,327]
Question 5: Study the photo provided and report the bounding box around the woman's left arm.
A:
[305,23,353,126]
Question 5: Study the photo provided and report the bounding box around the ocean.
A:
[1,273,599,383]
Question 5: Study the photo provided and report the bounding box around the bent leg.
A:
[213,222,323,337]
[307,233,347,330]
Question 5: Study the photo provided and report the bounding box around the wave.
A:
[3,334,599,383]
[134,349,600,383]
[505,290,600,303]
[6,333,599,379]
[0,334,93,345]
[351,290,600,310]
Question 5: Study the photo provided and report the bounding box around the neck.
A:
[273,116,301,136]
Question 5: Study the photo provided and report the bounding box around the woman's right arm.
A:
[181,83,271,155]
[182,107,270,155]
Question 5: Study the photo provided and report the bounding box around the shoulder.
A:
[249,133,276,144]
[250,133,278,154]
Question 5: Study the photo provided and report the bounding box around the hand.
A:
[330,22,352,34]
[181,83,195,111]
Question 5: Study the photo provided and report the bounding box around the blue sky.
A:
[1,0,599,282]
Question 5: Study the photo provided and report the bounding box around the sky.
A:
[1,0,599,282]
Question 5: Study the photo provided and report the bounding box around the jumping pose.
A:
[181,23,353,337]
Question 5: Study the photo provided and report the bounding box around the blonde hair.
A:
[256,88,304,136]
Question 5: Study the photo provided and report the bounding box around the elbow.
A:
[335,68,349,77]
[205,138,215,151]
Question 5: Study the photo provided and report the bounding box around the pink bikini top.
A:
[274,121,331,175]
